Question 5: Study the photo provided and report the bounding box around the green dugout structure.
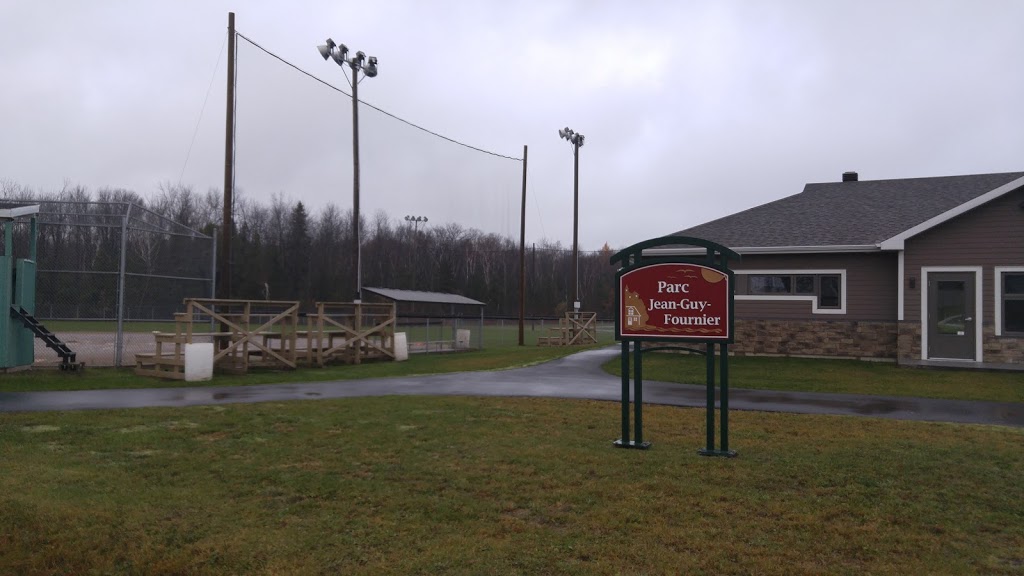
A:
[1,202,78,370]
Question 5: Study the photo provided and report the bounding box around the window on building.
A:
[749,275,791,294]
[819,275,841,309]
[1004,273,1024,334]
[744,273,842,310]
[795,275,816,294]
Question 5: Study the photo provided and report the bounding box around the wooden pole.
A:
[351,62,362,302]
[518,145,527,346]
[219,11,235,300]
[572,139,579,311]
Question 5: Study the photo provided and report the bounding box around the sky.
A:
[2,1,1023,251]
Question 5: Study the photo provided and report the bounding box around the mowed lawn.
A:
[2,396,1022,575]
[605,352,1024,403]
[0,345,597,393]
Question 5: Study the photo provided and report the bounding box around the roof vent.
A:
[842,171,858,182]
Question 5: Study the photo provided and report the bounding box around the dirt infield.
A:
[29,332,452,368]
[30,332,194,368]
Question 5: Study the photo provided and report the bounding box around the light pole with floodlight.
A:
[404,215,428,233]
[559,126,584,312]
[318,37,378,302]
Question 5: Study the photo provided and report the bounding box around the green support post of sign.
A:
[610,235,740,456]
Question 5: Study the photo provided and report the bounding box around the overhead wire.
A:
[235,32,523,162]
[179,30,228,186]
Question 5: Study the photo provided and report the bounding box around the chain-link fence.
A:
[395,315,616,350]
[9,201,616,368]
[13,201,215,367]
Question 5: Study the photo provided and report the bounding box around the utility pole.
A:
[219,11,236,300]
[518,145,528,346]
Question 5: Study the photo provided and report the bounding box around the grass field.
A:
[0,345,600,393]
[605,352,1024,403]
[2,396,1022,575]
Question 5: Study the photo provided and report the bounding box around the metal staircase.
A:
[9,306,81,370]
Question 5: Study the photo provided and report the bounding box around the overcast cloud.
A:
[2,0,1022,250]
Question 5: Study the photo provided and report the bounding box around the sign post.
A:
[610,236,740,456]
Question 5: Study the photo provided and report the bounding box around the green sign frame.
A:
[610,235,740,456]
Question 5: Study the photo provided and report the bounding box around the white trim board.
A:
[880,175,1024,250]
[920,266,983,362]
[734,269,846,315]
[897,251,905,321]
[644,245,878,257]
[994,267,1024,336]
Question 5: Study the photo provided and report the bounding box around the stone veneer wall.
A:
[897,322,921,363]
[731,319,898,360]
[983,327,1024,364]
[898,322,1023,365]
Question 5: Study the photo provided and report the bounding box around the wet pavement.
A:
[2,347,1022,427]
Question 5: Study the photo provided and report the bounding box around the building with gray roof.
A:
[654,171,1024,369]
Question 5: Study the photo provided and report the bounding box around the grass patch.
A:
[603,353,1024,403]
[2,397,1022,575]
[0,345,601,393]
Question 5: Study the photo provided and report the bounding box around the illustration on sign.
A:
[619,263,730,340]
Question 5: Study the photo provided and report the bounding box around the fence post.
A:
[114,207,129,366]
[210,232,218,299]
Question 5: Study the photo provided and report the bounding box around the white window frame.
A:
[994,266,1024,337]
[735,269,846,315]
[920,266,983,362]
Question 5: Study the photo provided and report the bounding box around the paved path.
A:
[2,347,1022,427]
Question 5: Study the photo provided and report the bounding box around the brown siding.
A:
[733,253,898,321]
[903,187,1024,326]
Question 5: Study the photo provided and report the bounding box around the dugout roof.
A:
[363,287,485,307]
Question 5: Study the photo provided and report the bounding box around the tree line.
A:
[1,181,620,319]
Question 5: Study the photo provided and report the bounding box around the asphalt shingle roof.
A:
[676,172,1024,248]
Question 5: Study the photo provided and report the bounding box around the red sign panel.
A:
[619,263,730,340]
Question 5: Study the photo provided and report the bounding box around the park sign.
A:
[610,235,739,455]
[619,262,731,341]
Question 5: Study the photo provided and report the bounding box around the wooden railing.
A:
[135,299,401,378]
[307,302,396,366]
[134,299,301,378]
[537,311,598,346]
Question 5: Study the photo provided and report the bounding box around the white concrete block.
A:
[184,343,214,381]
[456,329,471,349]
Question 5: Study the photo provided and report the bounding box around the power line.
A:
[179,29,228,185]
[235,32,523,162]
